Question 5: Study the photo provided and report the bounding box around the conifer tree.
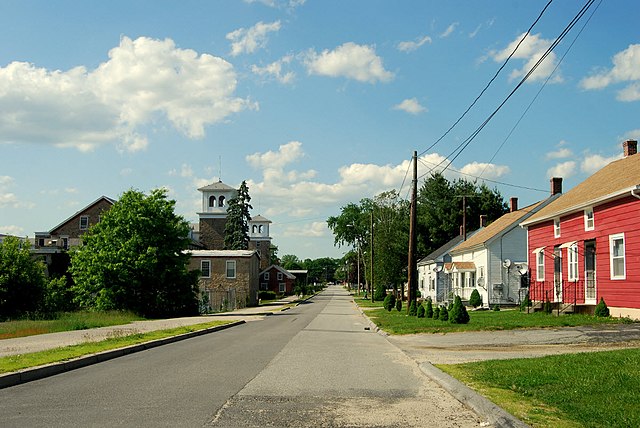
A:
[224,181,253,250]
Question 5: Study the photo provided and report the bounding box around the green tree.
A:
[70,189,199,318]
[469,289,482,308]
[595,297,610,317]
[425,298,434,318]
[449,295,470,324]
[269,244,279,265]
[0,237,46,320]
[224,181,252,250]
[281,254,302,270]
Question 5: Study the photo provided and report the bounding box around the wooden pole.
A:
[370,210,374,303]
[407,151,418,313]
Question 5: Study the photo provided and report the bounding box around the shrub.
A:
[449,295,470,324]
[383,293,396,312]
[425,298,433,318]
[433,307,440,319]
[492,304,501,312]
[595,297,610,317]
[374,283,386,301]
[417,303,425,318]
[439,305,449,321]
[409,300,417,316]
[259,290,277,301]
[469,289,482,308]
[520,292,531,312]
[396,298,402,312]
[544,298,552,314]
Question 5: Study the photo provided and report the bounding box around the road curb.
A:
[418,362,529,428]
[0,320,245,390]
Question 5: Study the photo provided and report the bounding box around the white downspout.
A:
[631,185,640,200]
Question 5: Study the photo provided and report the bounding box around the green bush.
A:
[383,293,396,312]
[396,298,402,312]
[469,289,482,308]
[439,305,449,321]
[520,292,531,312]
[409,300,417,316]
[417,303,425,318]
[425,298,433,318]
[492,304,501,312]
[595,297,610,317]
[374,283,386,301]
[259,290,277,301]
[433,307,440,319]
[449,295,470,324]
[544,298,552,314]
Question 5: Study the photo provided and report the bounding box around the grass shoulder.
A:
[0,320,231,374]
[437,347,640,427]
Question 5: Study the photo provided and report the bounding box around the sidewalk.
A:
[0,294,300,358]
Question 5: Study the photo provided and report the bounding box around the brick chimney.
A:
[550,177,563,196]
[509,197,518,212]
[623,139,638,157]
[479,215,487,227]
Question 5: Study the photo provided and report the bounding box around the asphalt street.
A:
[0,286,485,427]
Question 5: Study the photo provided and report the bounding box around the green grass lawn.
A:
[363,307,633,334]
[438,348,640,427]
[0,320,231,374]
[0,311,143,339]
[352,297,385,308]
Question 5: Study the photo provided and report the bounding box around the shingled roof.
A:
[522,147,640,226]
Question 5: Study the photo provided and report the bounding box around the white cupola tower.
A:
[197,180,237,250]
[248,214,272,270]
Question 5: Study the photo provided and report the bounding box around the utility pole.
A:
[407,151,418,313]
[370,210,374,303]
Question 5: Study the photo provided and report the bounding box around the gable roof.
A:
[186,249,258,258]
[418,234,465,265]
[259,264,296,279]
[452,200,546,254]
[250,214,272,223]
[48,196,116,234]
[522,153,640,226]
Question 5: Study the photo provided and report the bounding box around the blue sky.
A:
[1,0,639,260]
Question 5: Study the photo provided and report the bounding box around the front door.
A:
[554,246,562,302]
[584,240,596,304]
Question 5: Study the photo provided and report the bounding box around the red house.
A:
[520,140,640,319]
[259,265,297,295]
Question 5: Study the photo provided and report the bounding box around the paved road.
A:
[0,286,483,427]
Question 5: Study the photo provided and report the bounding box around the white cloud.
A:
[282,221,328,238]
[251,55,295,84]
[624,129,640,141]
[0,36,255,152]
[581,153,621,174]
[547,161,576,179]
[397,35,432,53]
[440,22,458,38]
[304,42,394,84]
[244,0,305,9]
[169,163,194,178]
[545,147,572,160]
[226,21,281,57]
[580,44,640,101]
[120,168,133,176]
[0,176,33,209]
[491,32,562,83]
[393,98,427,115]
[459,162,510,179]
[0,225,24,236]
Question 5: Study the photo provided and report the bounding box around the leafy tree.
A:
[0,237,46,320]
[281,254,302,270]
[269,244,279,265]
[383,293,396,312]
[425,298,434,318]
[469,289,482,308]
[224,181,252,250]
[70,189,199,318]
[303,257,339,283]
[449,295,470,324]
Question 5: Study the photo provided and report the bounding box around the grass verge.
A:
[363,307,633,334]
[0,311,143,340]
[352,298,385,309]
[437,348,640,427]
[0,320,230,374]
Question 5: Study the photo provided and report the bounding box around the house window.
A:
[568,243,578,281]
[264,272,270,280]
[584,208,594,231]
[554,218,561,238]
[279,282,286,293]
[38,238,45,247]
[200,260,211,278]
[79,216,89,230]
[209,195,216,207]
[430,278,435,291]
[261,282,268,290]
[467,272,476,288]
[277,272,283,280]
[226,260,236,279]
[610,233,625,280]
[536,250,545,281]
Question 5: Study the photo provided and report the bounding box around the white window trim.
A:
[200,260,211,278]
[264,272,270,280]
[610,233,626,280]
[553,218,561,238]
[536,249,545,282]
[584,208,594,231]
[79,215,89,230]
[226,260,237,279]
[277,272,283,280]
[568,243,579,282]
[279,282,286,292]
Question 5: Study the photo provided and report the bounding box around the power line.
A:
[418,0,554,158]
